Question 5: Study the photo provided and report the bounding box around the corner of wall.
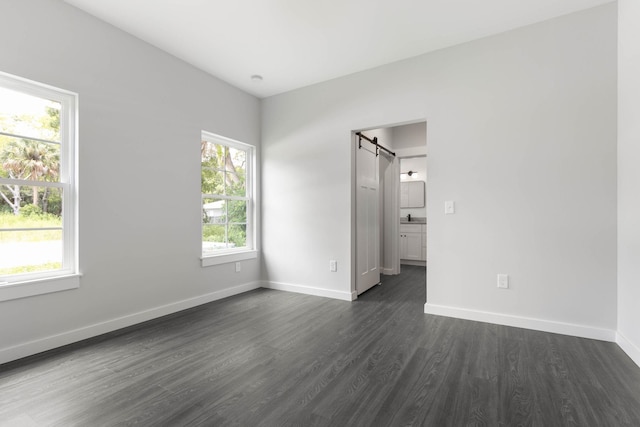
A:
[617,331,640,368]
[261,280,355,301]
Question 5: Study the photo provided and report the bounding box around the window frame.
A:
[200,131,256,266]
[0,71,79,300]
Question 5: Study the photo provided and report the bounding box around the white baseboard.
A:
[617,332,640,368]
[5,283,631,367]
[400,260,426,267]
[0,281,261,365]
[262,280,356,301]
[424,303,617,342]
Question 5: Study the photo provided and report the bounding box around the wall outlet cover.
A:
[445,200,455,214]
[497,274,509,289]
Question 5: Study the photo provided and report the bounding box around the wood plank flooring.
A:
[1,265,640,426]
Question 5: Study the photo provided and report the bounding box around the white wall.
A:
[393,122,427,155]
[0,0,261,363]
[617,0,640,367]
[262,4,617,339]
[0,0,625,366]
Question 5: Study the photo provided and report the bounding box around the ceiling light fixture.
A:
[250,74,263,82]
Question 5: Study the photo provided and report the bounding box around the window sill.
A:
[0,274,81,302]
[201,250,258,267]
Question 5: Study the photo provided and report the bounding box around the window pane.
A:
[227,200,246,224]
[226,147,246,196]
[200,141,247,197]
[201,141,222,168]
[226,171,246,197]
[0,186,63,217]
[202,224,228,255]
[202,198,226,224]
[228,147,246,169]
[0,137,60,183]
[0,229,63,275]
[201,167,224,195]
[228,224,246,248]
[0,87,61,142]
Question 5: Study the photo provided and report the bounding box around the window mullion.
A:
[0,178,64,188]
[0,227,63,232]
[201,194,247,202]
[0,130,60,145]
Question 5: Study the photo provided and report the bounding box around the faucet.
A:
[407,214,411,222]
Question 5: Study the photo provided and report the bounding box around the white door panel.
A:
[356,138,380,295]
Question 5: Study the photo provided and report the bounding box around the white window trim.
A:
[201,131,256,266]
[201,250,257,267]
[0,71,79,300]
[0,274,81,302]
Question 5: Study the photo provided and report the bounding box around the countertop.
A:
[400,217,426,224]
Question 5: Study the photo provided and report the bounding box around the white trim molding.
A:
[617,332,640,368]
[262,280,356,301]
[0,274,80,302]
[424,303,617,342]
[0,281,261,365]
[201,250,258,267]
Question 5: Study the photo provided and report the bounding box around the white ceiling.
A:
[63,0,613,98]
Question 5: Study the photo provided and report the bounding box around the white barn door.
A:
[356,135,380,295]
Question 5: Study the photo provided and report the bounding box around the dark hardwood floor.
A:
[1,265,639,426]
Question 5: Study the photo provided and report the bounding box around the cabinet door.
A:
[400,234,408,260]
[400,233,422,261]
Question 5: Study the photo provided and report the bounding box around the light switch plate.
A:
[445,200,455,214]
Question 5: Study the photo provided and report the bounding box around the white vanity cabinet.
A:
[400,223,426,262]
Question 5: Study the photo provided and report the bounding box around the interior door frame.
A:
[350,120,426,299]
[380,151,400,276]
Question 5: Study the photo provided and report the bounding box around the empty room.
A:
[1,0,639,425]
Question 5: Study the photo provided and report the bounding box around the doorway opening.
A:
[353,121,427,298]
[399,155,427,267]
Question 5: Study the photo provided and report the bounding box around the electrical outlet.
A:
[235,262,241,273]
[497,274,509,289]
[330,260,337,272]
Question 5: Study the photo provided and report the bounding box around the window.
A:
[0,71,78,295]
[201,131,255,265]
